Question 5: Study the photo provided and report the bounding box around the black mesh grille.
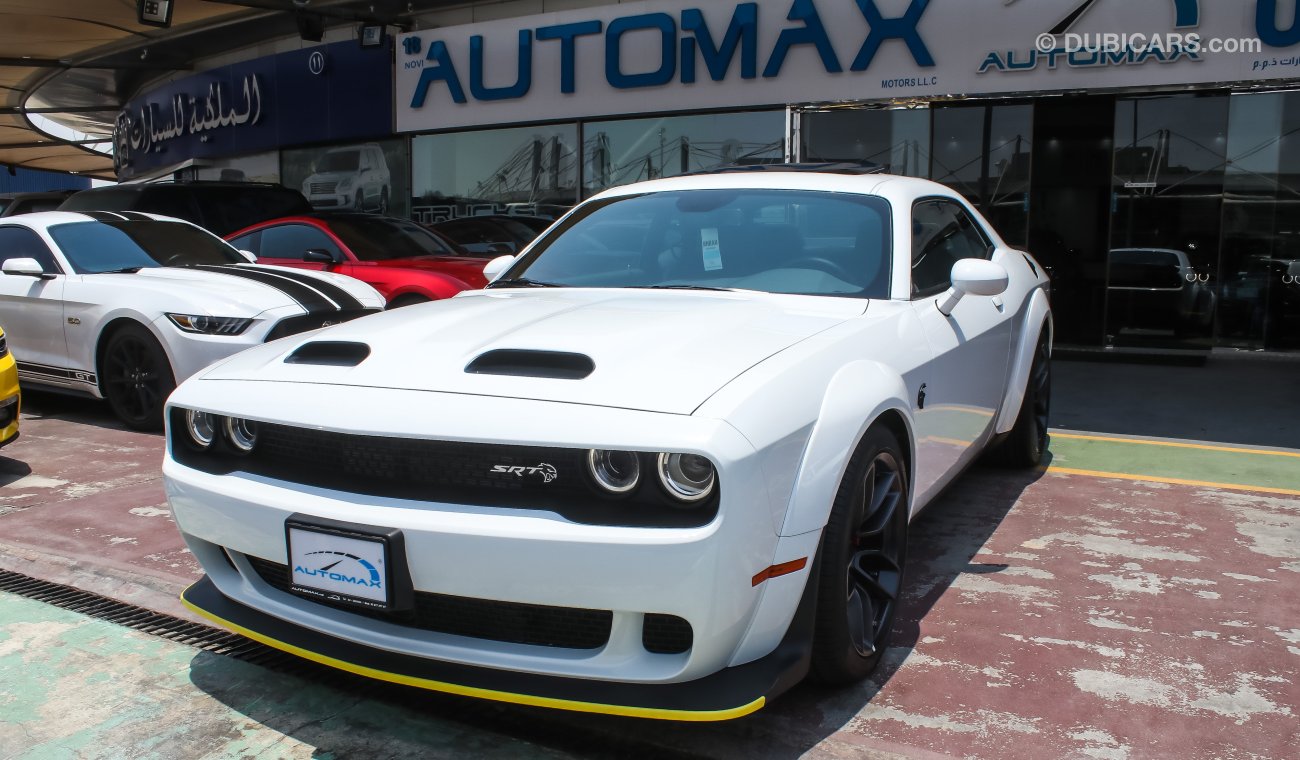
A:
[642,614,693,655]
[246,555,612,650]
[171,411,718,528]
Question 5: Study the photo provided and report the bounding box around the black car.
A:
[0,190,78,218]
[431,215,542,254]
[59,181,312,237]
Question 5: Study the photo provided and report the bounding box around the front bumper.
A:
[0,352,19,447]
[181,565,816,721]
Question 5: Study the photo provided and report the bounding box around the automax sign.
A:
[396,0,1300,133]
[114,39,391,180]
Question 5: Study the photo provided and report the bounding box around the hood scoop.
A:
[285,341,371,367]
[466,349,594,380]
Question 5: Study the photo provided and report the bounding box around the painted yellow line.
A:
[1042,465,1300,497]
[1052,432,1300,459]
[180,592,765,722]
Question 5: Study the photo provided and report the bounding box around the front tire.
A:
[990,327,1051,467]
[101,324,175,431]
[810,425,909,685]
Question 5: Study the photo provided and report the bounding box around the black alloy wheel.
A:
[811,426,909,684]
[102,324,175,431]
[990,327,1051,467]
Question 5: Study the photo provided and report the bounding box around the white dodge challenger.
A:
[0,211,384,429]
[165,167,1051,721]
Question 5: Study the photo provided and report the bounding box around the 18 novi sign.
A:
[408,0,930,106]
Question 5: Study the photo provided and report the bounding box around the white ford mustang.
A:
[0,211,384,429]
[165,168,1051,721]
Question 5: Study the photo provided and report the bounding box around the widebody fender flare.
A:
[994,288,1052,435]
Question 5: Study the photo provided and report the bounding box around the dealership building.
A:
[72,0,1300,354]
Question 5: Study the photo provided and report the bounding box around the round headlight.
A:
[223,417,258,453]
[185,409,217,449]
[657,453,716,503]
[587,449,641,495]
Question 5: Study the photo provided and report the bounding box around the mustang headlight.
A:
[587,449,641,495]
[167,314,253,336]
[223,417,259,453]
[184,409,217,450]
[657,453,717,504]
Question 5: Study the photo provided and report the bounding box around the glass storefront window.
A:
[799,107,930,177]
[582,111,784,198]
[411,124,578,222]
[932,104,1033,246]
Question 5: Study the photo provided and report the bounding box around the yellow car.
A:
[0,325,18,448]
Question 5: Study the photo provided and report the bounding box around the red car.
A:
[226,213,489,307]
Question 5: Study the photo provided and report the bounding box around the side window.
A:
[258,224,343,260]
[910,199,992,297]
[0,226,61,273]
[228,231,261,256]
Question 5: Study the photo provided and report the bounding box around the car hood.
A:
[105,265,381,315]
[202,288,865,414]
[367,256,488,287]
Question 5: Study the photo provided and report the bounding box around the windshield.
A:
[328,217,457,261]
[505,189,892,298]
[49,220,246,274]
[317,151,360,172]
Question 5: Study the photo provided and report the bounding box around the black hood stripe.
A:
[238,264,365,311]
[193,265,334,312]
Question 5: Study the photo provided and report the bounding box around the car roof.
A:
[586,170,939,202]
[0,210,198,231]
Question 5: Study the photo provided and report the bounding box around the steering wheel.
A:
[785,256,855,282]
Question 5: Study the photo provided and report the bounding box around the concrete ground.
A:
[1,357,1298,759]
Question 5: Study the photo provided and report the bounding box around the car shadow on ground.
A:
[185,459,1047,759]
[17,389,142,435]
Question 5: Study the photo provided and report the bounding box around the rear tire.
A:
[387,293,431,309]
[810,425,909,685]
[989,327,1051,468]
[101,324,175,431]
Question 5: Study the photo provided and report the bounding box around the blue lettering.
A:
[410,40,466,106]
[978,51,1005,73]
[537,20,602,94]
[681,4,758,84]
[1173,0,1199,28]
[1257,0,1300,47]
[1006,49,1036,70]
[606,13,677,88]
[851,0,934,71]
[470,30,533,100]
[764,0,842,78]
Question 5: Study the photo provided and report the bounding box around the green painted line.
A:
[0,591,575,759]
[1046,434,1300,493]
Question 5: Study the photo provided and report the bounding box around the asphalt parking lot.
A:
[1,355,1298,759]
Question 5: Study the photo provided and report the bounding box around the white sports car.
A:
[165,167,1051,721]
[0,211,384,429]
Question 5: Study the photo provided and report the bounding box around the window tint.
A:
[911,199,992,296]
[0,226,60,273]
[328,217,456,260]
[200,188,312,236]
[258,224,342,260]
[140,188,203,223]
[1108,248,1185,289]
[228,231,261,256]
[48,221,244,273]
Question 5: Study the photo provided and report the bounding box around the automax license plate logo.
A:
[289,528,388,605]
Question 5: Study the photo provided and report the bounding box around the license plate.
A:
[286,518,398,611]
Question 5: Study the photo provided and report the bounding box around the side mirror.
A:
[1,257,53,279]
[482,254,516,283]
[237,249,257,264]
[304,248,344,265]
[937,258,1009,316]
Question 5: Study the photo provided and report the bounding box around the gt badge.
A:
[490,463,559,483]
[67,317,81,325]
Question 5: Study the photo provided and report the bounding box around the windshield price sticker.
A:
[701,228,723,271]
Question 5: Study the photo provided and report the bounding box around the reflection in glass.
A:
[1110,95,1228,350]
[582,112,784,197]
[800,107,930,176]
[931,104,1033,246]
[411,125,579,223]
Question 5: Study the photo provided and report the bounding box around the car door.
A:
[244,223,348,273]
[0,225,69,379]
[908,198,1015,503]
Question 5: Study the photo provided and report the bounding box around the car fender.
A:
[779,360,915,538]
[76,308,178,398]
[994,288,1052,435]
[388,271,472,302]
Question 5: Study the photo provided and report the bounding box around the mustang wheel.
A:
[102,324,175,431]
[990,327,1051,467]
[810,425,908,685]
